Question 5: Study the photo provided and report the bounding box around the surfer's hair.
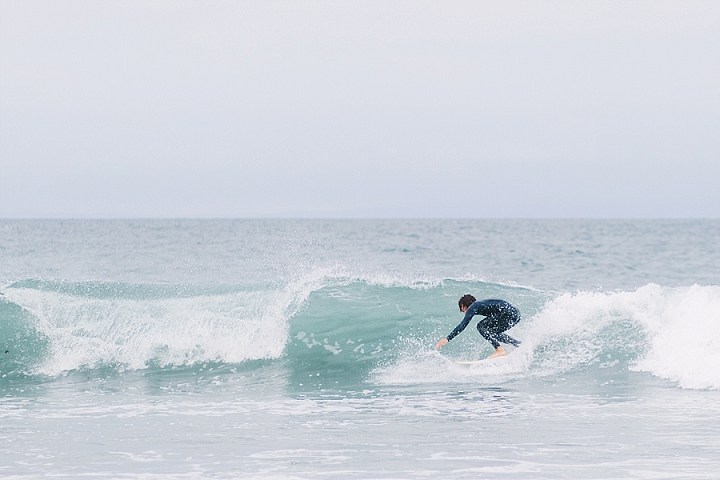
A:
[458,294,476,310]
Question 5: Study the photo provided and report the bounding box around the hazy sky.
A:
[1,0,719,218]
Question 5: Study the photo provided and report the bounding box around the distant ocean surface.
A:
[1,219,719,479]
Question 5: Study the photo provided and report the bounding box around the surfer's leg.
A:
[479,318,508,358]
[494,332,521,347]
[476,318,501,349]
[495,312,521,346]
[480,315,521,347]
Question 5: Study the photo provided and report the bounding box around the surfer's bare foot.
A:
[487,346,506,358]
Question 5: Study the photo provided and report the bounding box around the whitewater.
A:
[1,219,719,478]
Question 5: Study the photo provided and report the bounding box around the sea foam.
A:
[526,283,720,389]
[2,284,296,375]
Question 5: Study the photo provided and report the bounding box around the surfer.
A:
[436,295,521,358]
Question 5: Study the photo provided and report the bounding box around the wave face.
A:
[2,276,718,390]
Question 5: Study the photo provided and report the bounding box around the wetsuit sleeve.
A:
[446,309,475,342]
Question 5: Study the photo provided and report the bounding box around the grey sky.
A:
[1,0,718,218]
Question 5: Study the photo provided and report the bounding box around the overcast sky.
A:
[1,0,718,218]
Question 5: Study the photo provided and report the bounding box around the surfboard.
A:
[432,351,501,366]
[451,352,513,366]
[453,359,491,366]
[432,350,511,366]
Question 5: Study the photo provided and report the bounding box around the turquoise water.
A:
[1,219,719,478]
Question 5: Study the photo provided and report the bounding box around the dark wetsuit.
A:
[446,299,521,349]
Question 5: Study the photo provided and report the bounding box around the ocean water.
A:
[1,219,719,479]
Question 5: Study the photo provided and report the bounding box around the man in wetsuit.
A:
[436,295,521,358]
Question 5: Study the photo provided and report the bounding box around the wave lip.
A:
[1,281,308,375]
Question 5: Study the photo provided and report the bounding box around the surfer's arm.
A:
[445,311,474,342]
[437,316,471,349]
[436,301,481,349]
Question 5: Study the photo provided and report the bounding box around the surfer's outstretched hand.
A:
[436,338,448,349]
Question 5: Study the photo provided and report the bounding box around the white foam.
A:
[629,284,720,390]
[3,283,310,375]
[524,283,720,389]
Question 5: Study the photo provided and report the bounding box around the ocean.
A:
[1,219,719,479]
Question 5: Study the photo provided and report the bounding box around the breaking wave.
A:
[1,275,718,390]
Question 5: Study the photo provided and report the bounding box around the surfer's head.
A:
[458,294,476,312]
